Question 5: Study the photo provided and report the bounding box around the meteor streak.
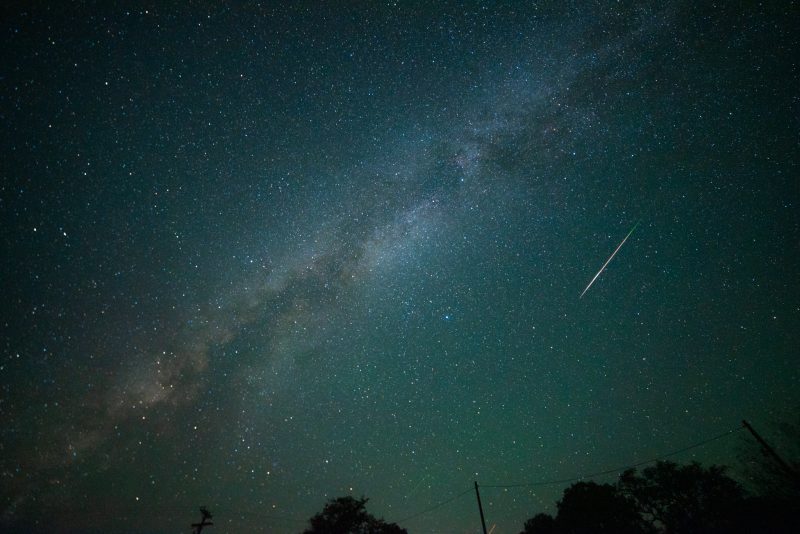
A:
[579,220,641,299]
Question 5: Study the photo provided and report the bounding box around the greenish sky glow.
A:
[2,2,798,533]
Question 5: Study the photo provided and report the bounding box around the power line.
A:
[393,487,474,523]
[13,427,746,530]
[191,507,213,534]
[389,428,744,531]
[481,426,743,489]
[210,509,307,524]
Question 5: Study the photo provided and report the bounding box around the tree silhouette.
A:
[303,496,407,534]
[519,482,650,534]
[617,461,744,533]
[519,512,556,534]
[555,481,650,534]
[520,460,798,533]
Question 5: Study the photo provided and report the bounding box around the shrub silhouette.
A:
[303,496,406,534]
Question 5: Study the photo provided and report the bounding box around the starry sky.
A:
[1,2,798,533]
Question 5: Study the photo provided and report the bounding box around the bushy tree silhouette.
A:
[519,512,556,534]
[518,482,650,534]
[556,481,650,534]
[303,496,407,534]
[519,460,798,533]
[618,461,744,533]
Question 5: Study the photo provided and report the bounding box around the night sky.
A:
[2,2,798,533]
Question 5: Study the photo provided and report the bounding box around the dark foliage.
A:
[520,513,556,534]
[555,482,651,534]
[519,482,651,534]
[730,495,795,533]
[521,460,796,534]
[303,496,407,534]
[618,461,744,533]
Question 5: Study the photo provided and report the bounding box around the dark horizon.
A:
[0,422,796,532]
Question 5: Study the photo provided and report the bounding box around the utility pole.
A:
[191,507,213,534]
[474,481,488,534]
[742,420,800,486]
